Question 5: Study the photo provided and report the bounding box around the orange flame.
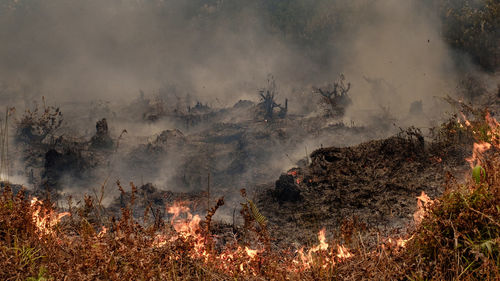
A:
[287,171,301,184]
[310,228,329,253]
[413,191,433,225]
[97,226,107,238]
[396,236,412,248]
[167,202,201,235]
[166,201,208,260]
[152,234,168,247]
[485,112,500,148]
[30,197,70,237]
[459,112,472,127]
[459,110,499,168]
[157,202,353,274]
[293,228,352,270]
[466,142,491,168]
[245,247,259,259]
[385,235,413,250]
[336,245,353,259]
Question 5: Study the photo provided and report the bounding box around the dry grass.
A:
[1,162,498,280]
[1,110,499,280]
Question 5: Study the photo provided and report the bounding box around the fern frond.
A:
[246,199,267,227]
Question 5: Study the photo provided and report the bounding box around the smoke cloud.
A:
[0,0,460,108]
[0,0,480,209]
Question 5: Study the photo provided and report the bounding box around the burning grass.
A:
[2,172,498,281]
[0,185,357,280]
[1,110,499,280]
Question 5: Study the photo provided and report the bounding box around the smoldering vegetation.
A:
[0,1,500,280]
[0,0,498,220]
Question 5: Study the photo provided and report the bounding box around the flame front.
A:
[466,142,491,168]
[459,110,499,168]
[293,228,353,271]
[156,203,353,274]
[30,197,69,237]
[413,191,434,225]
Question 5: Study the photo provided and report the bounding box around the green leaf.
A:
[472,165,485,184]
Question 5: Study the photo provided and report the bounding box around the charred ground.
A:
[5,91,493,249]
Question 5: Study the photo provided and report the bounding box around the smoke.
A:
[0,0,461,107]
[0,0,321,104]
[338,0,458,127]
[0,0,484,210]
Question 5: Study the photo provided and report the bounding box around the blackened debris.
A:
[90,118,114,150]
[274,174,302,203]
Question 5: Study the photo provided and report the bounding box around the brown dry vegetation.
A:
[1,112,499,280]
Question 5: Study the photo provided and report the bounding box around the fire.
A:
[459,112,472,127]
[245,247,259,259]
[385,235,413,250]
[287,170,302,184]
[485,111,500,146]
[152,234,168,247]
[413,191,434,225]
[416,191,431,204]
[336,245,352,259]
[156,202,354,274]
[165,201,209,261]
[293,228,352,270]
[396,236,412,248]
[97,226,107,238]
[310,228,329,252]
[167,201,201,235]
[162,201,254,268]
[30,197,70,236]
[466,142,491,168]
[458,110,500,169]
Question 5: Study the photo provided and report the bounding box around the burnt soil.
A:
[13,93,497,250]
[254,130,471,247]
[98,127,473,249]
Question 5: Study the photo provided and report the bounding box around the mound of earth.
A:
[255,130,470,246]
